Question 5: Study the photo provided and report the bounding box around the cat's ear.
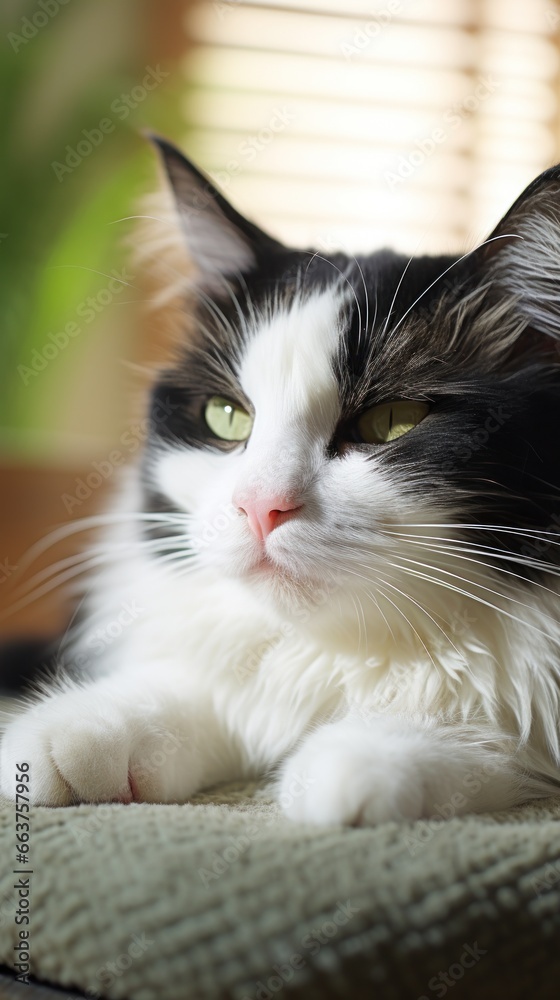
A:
[147,134,284,294]
[480,165,560,344]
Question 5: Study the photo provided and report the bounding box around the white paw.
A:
[278,719,444,827]
[0,687,201,806]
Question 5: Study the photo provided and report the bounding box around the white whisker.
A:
[386,553,558,624]
[388,234,523,337]
[14,513,193,577]
[388,558,559,644]
[385,533,560,597]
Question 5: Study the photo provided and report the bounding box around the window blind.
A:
[183,0,560,255]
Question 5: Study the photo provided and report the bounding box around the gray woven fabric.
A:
[1,780,560,1000]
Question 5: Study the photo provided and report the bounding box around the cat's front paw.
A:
[0,687,201,806]
[278,720,436,827]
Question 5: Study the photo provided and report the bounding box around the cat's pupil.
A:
[356,400,429,445]
[204,396,253,442]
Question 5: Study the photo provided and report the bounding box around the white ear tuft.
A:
[484,166,560,343]
[147,135,283,295]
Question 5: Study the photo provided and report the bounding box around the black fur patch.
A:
[144,145,560,583]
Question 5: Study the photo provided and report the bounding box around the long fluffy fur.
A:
[2,147,560,824]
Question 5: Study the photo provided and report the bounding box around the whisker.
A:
[347,562,468,668]
[386,552,558,623]
[109,214,168,226]
[350,254,369,352]
[372,579,439,670]
[371,570,468,668]
[0,556,134,620]
[385,534,560,596]
[388,558,560,643]
[388,233,523,337]
[301,250,362,330]
[386,523,560,542]
[11,534,193,601]
[47,265,137,289]
[380,252,414,340]
[348,591,366,654]
[14,513,193,577]
[360,585,396,644]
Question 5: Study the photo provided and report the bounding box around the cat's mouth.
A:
[237,524,320,590]
[248,552,281,577]
[245,547,311,589]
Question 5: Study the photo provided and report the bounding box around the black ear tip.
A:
[142,131,203,183]
[142,129,179,157]
[141,127,159,142]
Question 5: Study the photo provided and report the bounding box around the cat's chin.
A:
[245,553,299,585]
[222,535,340,600]
[234,553,387,649]
[240,552,316,603]
[221,537,333,614]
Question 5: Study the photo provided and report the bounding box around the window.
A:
[183,0,560,254]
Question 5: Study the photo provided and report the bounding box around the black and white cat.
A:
[2,139,560,824]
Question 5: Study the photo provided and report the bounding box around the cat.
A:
[2,137,560,826]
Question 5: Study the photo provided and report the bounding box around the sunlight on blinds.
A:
[183,0,560,255]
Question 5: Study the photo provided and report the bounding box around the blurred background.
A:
[1,0,560,641]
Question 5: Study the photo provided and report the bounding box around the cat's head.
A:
[142,137,560,646]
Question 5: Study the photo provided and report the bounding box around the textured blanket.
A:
[1,777,560,1000]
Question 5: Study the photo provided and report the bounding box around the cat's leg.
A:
[0,663,233,806]
[277,715,551,826]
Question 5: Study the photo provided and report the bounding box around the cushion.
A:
[1,770,560,1000]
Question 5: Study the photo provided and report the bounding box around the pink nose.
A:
[236,494,301,540]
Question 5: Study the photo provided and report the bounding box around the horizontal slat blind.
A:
[183,0,560,255]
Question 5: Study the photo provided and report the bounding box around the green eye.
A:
[357,400,429,444]
[204,396,253,441]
